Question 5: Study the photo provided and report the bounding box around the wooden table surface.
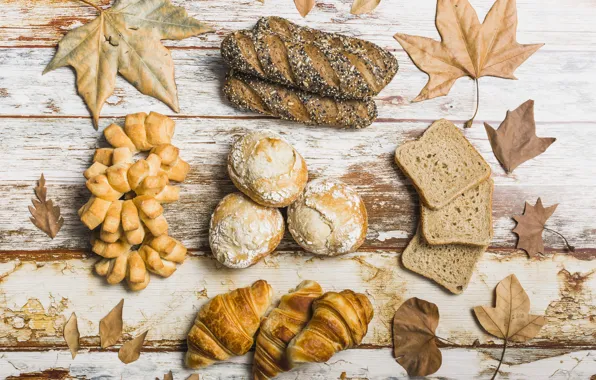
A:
[1,0,595,378]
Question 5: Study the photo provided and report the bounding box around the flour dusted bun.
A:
[209,192,284,268]
[288,179,367,256]
[228,130,308,207]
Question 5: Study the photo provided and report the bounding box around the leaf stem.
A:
[464,79,480,128]
[491,339,507,380]
[544,227,576,252]
[77,0,103,13]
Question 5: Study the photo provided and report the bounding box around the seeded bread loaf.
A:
[223,71,377,129]
[421,179,494,246]
[221,17,398,99]
[402,229,486,294]
[395,119,491,210]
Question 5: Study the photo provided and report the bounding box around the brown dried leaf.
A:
[294,0,315,17]
[394,0,542,105]
[484,100,556,173]
[63,312,80,359]
[100,299,124,349]
[163,371,174,380]
[351,0,380,15]
[29,174,64,239]
[392,297,442,376]
[512,198,558,258]
[187,375,200,380]
[43,0,212,128]
[118,330,148,364]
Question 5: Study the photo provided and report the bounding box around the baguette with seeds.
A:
[402,229,486,294]
[221,17,398,99]
[223,71,377,129]
[421,179,494,246]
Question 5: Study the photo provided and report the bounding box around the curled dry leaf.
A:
[100,299,124,349]
[44,0,212,128]
[485,100,555,173]
[473,274,546,379]
[394,0,543,127]
[351,0,380,15]
[392,297,442,376]
[63,312,80,359]
[118,330,148,364]
[29,174,64,239]
[513,198,562,258]
[294,0,315,17]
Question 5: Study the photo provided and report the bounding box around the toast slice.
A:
[421,178,494,246]
[401,229,486,294]
[395,119,491,210]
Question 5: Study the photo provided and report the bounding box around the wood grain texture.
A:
[1,349,595,379]
[0,118,594,254]
[0,252,594,349]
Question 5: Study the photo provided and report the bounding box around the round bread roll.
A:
[287,179,368,256]
[227,130,308,207]
[209,192,284,268]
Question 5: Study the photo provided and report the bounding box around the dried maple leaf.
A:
[392,298,442,376]
[394,0,543,127]
[118,330,148,364]
[294,0,315,17]
[187,375,199,380]
[99,299,124,348]
[44,0,212,128]
[351,0,380,15]
[512,198,573,258]
[163,371,174,380]
[29,174,64,239]
[484,100,556,173]
[63,312,80,359]
[474,274,545,379]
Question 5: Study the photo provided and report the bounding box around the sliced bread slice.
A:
[395,119,491,210]
[401,229,486,294]
[421,178,494,246]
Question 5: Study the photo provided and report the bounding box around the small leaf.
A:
[484,100,556,173]
[100,299,124,349]
[187,375,200,380]
[294,0,315,17]
[164,371,174,380]
[118,330,148,364]
[351,0,380,15]
[63,312,80,359]
[392,297,442,376]
[512,198,558,258]
[29,174,64,238]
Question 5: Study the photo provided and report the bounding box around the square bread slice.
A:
[395,119,491,210]
[401,229,486,294]
[421,178,494,246]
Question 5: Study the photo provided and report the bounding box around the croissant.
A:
[287,290,374,368]
[253,280,323,380]
[185,280,273,369]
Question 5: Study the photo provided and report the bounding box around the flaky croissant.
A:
[287,290,373,368]
[253,280,323,380]
[185,280,273,369]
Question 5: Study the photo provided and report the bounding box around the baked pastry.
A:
[209,192,284,268]
[223,71,377,129]
[185,280,273,369]
[287,179,367,256]
[80,112,189,291]
[287,290,373,367]
[253,280,324,379]
[228,130,308,208]
[221,17,398,99]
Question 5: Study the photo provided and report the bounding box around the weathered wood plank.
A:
[0,251,594,349]
[0,48,595,123]
[1,0,595,52]
[1,118,594,253]
[1,348,595,379]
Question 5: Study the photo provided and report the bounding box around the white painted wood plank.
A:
[0,48,595,123]
[1,118,594,251]
[1,348,595,379]
[1,0,595,52]
[0,252,594,348]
